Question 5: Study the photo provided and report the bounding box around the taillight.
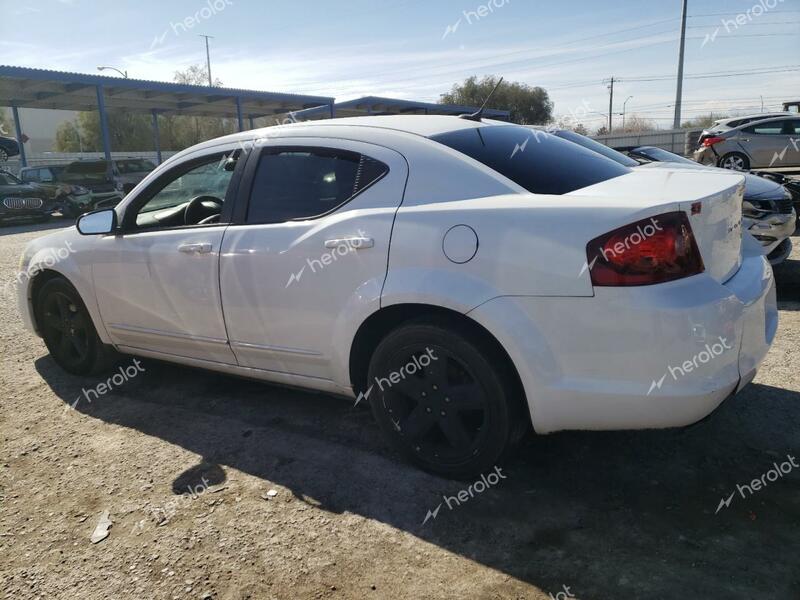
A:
[586,212,704,286]
[702,136,725,147]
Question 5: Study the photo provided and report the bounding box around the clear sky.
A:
[1,0,798,132]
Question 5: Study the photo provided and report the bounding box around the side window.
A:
[40,168,55,183]
[132,151,240,230]
[246,148,388,223]
[21,170,38,182]
[745,121,785,135]
[787,120,800,135]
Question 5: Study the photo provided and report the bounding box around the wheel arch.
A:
[348,303,531,431]
[27,268,112,344]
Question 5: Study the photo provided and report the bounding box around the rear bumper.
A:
[469,251,776,434]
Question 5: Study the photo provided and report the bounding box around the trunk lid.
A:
[570,168,745,283]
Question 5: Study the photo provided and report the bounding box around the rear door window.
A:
[246,148,388,223]
[744,121,786,135]
[430,125,630,195]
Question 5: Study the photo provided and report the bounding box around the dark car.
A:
[59,158,155,207]
[18,164,94,218]
[0,136,20,161]
[0,169,56,224]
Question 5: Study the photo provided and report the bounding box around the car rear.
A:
[426,123,776,433]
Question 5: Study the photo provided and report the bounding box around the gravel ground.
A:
[1,220,798,600]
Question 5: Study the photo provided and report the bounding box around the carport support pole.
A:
[151,110,162,165]
[329,102,335,119]
[248,116,254,130]
[11,105,26,168]
[95,85,112,176]
[236,97,244,132]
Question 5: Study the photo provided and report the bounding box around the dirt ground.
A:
[1,219,798,600]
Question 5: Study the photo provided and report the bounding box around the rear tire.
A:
[718,152,750,171]
[367,317,524,479]
[35,277,117,375]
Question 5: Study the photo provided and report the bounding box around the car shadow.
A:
[34,355,800,599]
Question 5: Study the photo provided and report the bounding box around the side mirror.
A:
[76,209,117,235]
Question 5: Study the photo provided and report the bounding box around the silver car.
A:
[694,116,800,170]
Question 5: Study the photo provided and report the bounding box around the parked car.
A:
[697,112,792,147]
[693,116,800,170]
[0,169,56,224]
[0,135,21,161]
[59,158,155,208]
[540,130,796,266]
[17,116,776,479]
[752,171,800,221]
[19,164,93,218]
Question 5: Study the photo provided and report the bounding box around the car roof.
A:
[716,112,791,124]
[729,114,797,131]
[188,115,506,152]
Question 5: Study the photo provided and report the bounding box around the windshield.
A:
[634,147,697,165]
[0,172,22,185]
[553,130,640,168]
[430,125,630,195]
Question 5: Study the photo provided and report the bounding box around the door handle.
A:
[178,242,213,254]
[324,236,374,249]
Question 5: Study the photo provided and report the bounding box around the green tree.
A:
[681,113,725,129]
[439,76,553,125]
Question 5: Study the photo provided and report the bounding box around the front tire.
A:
[718,152,750,171]
[35,277,116,375]
[367,317,523,479]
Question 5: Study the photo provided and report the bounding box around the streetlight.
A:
[620,96,634,129]
[97,66,128,78]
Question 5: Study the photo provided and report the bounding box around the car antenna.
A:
[460,77,504,121]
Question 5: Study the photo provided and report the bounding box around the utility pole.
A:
[673,0,688,129]
[199,34,214,86]
[607,76,615,132]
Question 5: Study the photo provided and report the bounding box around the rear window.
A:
[66,162,107,174]
[430,125,630,195]
[553,130,640,168]
[117,159,156,173]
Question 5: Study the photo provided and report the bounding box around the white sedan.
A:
[16,116,777,479]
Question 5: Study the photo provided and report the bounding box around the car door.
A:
[784,120,800,166]
[738,120,794,167]
[219,137,408,384]
[91,146,246,364]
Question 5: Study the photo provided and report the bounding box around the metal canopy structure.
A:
[293,95,511,120]
[0,65,334,167]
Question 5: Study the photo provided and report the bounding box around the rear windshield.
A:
[634,146,697,165]
[553,130,640,168]
[66,162,107,174]
[430,125,630,195]
[117,159,156,173]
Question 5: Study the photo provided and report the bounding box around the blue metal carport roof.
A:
[0,65,334,166]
